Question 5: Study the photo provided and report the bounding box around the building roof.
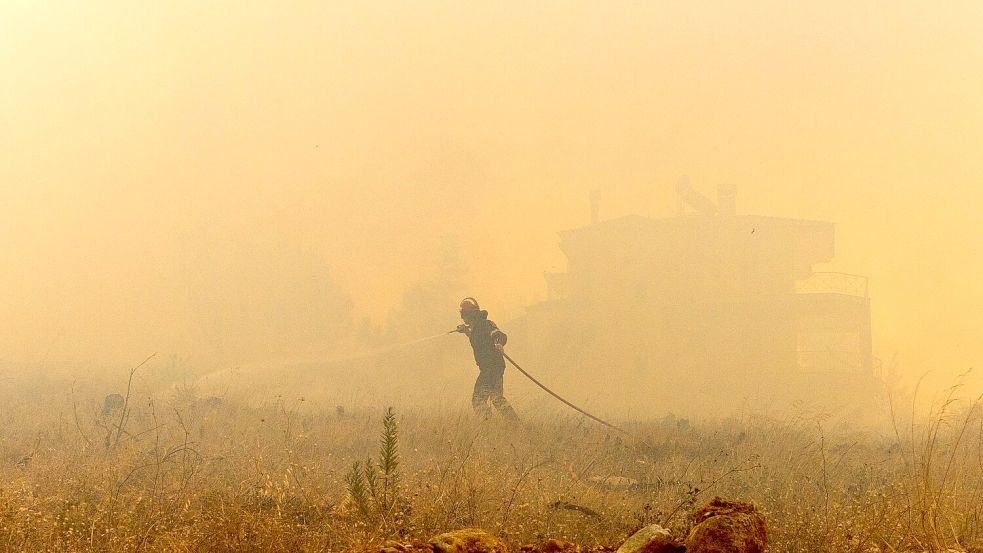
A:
[557,213,836,269]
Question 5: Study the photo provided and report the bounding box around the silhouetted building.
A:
[523,183,877,409]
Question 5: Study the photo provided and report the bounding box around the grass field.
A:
[1,363,981,552]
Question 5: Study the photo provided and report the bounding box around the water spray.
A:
[194,332,454,386]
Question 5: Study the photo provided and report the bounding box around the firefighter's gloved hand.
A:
[455,324,469,334]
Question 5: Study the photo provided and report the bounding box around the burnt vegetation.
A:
[1,364,982,552]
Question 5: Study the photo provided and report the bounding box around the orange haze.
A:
[2,2,981,394]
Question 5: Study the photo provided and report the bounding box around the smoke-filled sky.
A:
[2,2,981,390]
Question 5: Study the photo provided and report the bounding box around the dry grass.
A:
[1,365,982,552]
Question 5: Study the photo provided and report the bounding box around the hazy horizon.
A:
[2,2,981,397]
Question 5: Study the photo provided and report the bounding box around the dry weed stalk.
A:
[1,368,982,552]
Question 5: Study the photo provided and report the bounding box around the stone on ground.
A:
[615,524,684,553]
[430,529,509,553]
[685,497,767,553]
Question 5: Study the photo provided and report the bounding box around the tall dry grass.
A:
[0,364,981,552]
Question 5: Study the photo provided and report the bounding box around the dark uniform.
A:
[460,308,518,421]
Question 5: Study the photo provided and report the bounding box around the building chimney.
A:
[717,184,736,215]
[589,189,600,224]
[678,176,718,215]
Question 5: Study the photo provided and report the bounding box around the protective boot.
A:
[472,389,494,420]
[490,394,520,423]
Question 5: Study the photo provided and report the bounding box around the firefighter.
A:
[455,297,519,421]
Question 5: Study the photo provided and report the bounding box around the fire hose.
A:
[449,328,627,434]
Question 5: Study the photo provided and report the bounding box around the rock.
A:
[430,529,508,553]
[685,497,767,553]
[103,393,125,416]
[615,524,684,553]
